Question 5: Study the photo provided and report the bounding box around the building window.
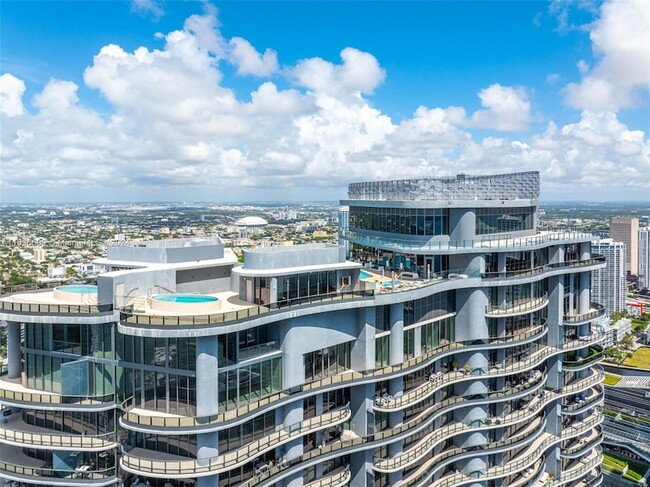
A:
[304,341,352,381]
[348,206,448,236]
[404,328,415,361]
[475,207,534,235]
[375,335,390,368]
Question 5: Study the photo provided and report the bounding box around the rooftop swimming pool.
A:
[381,281,402,288]
[152,294,218,304]
[55,285,97,294]
[360,270,373,279]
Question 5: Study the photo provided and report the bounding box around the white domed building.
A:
[234,216,268,228]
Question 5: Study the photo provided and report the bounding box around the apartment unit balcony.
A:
[374,403,548,472]
[304,466,351,487]
[481,254,606,280]
[560,427,602,458]
[485,293,548,317]
[0,444,116,486]
[341,230,594,255]
[120,289,374,328]
[562,346,604,370]
[120,406,351,478]
[0,375,114,410]
[561,385,604,415]
[563,304,606,325]
[543,448,602,486]
[416,421,553,487]
[0,413,116,451]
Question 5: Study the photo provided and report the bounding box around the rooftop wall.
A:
[347,172,540,202]
[243,244,346,270]
[106,237,224,263]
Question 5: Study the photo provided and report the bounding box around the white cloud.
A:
[291,47,386,100]
[0,73,26,117]
[229,38,278,77]
[468,84,532,131]
[564,0,650,111]
[1,4,648,201]
[130,0,164,20]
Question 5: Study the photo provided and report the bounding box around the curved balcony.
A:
[563,304,606,325]
[485,293,548,317]
[374,399,549,472]
[481,255,606,280]
[373,326,547,412]
[0,376,115,410]
[506,459,546,487]
[562,333,603,353]
[121,290,374,328]
[561,385,604,415]
[304,466,351,487]
[561,427,602,458]
[560,410,603,442]
[408,418,549,487]
[341,229,594,255]
[563,346,604,370]
[0,461,116,486]
[560,366,604,396]
[551,448,602,486]
[0,415,116,451]
[120,406,350,479]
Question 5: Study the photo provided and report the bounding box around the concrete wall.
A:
[98,268,176,307]
[107,241,224,263]
[243,245,345,270]
[176,265,233,294]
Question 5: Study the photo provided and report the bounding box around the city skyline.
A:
[1,0,649,203]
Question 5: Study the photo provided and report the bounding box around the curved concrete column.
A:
[389,303,404,366]
[579,272,590,314]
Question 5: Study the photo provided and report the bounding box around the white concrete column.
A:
[389,303,404,366]
[579,272,590,314]
[196,336,220,487]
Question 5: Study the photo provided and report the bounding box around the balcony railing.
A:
[485,293,548,317]
[481,255,605,280]
[342,230,594,252]
[121,406,350,477]
[563,303,606,324]
[563,346,604,369]
[121,290,374,327]
[0,461,116,482]
[0,377,115,407]
[0,300,111,315]
[0,424,116,449]
[303,466,351,487]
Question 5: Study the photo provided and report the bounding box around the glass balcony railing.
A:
[563,346,604,369]
[481,255,605,279]
[485,293,548,316]
[0,461,116,482]
[563,303,606,324]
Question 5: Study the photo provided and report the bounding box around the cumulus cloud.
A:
[0,73,26,117]
[130,0,164,20]
[468,84,533,131]
[1,2,648,201]
[229,38,278,77]
[564,0,650,111]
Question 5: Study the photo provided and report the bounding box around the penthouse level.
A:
[0,172,604,487]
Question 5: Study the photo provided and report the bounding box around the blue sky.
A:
[1,0,649,202]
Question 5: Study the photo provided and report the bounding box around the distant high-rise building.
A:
[609,217,639,275]
[591,239,626,314]
[33,247,45,263]
[639,228,650,290]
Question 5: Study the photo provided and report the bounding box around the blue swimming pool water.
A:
[55,285,97,294]
[360,270,373,279]
[153,294,218,304]
[382,281,402,288]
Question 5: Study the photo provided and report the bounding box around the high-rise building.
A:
[639,228,650,290]
[591,239,627,314]
[0,172,605,487]
[609,217,639,275]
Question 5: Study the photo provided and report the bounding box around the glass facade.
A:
[304,342,352,381]
[276,271,337,302]
[404,291,455,326]
[349,206,448,236]
[475,206,534,235]
[218,357,282,410]
[375,335,390,368]
[421,316,456,352]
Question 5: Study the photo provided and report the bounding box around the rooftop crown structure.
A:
[0,172,604,487]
